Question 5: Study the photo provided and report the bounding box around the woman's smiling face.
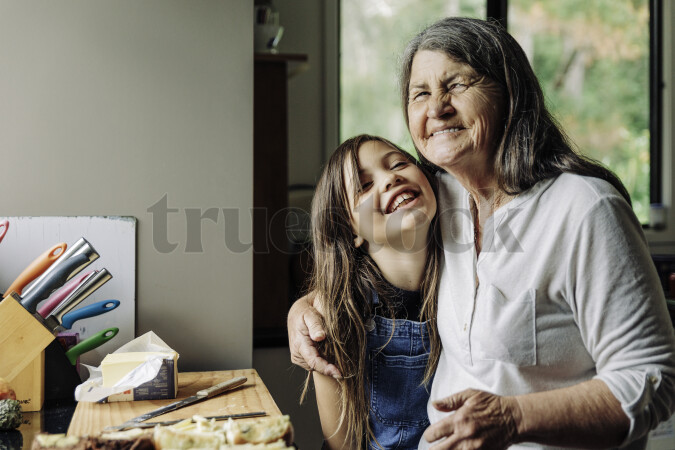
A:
[407,50,505,177]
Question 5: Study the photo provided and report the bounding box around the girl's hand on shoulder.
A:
[424,389,521,449]
[287,292,343,379]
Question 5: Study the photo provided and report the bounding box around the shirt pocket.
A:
[472,285,536,367]
[369,351,432,428]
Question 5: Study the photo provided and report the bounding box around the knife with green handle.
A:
[64,327,119,365]
[104,376,248,431]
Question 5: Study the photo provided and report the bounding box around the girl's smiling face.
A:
[344,140,436,253]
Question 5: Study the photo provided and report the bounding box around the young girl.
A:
[307,134,442,449]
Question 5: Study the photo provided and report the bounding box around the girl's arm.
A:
[313,371,353,449]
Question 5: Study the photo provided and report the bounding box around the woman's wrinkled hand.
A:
[424,389,521,449]
[287,292,342,379]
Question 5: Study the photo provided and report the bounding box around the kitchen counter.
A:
[3,369,281,449]
[1,398,77,450]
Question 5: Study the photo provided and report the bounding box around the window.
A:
[508,0,653,222]
[340,0,659,223]
[340,0,485,151]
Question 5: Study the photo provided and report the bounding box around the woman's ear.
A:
[353,234,365,248]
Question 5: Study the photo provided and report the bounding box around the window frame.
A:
[650,0,664,205]
[488,0,663,217]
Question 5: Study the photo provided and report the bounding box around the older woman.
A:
[288,17,675,449]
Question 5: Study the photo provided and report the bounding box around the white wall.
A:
[0,0,253,370]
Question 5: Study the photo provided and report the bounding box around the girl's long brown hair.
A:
[305,134,442,449]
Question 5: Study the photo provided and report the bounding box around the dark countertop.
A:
[0,399,76,450]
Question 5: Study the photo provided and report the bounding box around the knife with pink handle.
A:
[37,270,95,318]
[0,220,8,244]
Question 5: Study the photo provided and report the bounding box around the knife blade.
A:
[107,411,267,431]
[64,327,119,365]
[104,376,248,431]
[20,253,90,313]
[22,237,98,297]
[43,269,112,333]
[37,270,95,317]
[59,299,120,330]
[3,242,67,298]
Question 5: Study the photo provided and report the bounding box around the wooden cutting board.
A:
[67,369,281,436]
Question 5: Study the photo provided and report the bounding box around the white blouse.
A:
[420,172,675,449]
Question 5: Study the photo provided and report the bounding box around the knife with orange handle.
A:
[23,237,98,298]
[3,242,67,298]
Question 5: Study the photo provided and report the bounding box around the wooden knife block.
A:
[0,295,54,411]
[9,353,44,412]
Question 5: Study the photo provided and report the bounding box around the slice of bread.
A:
[153,415,294,449]
[31,432,155,450]
[31,415,294,449]
[153,426,226,449]
[225,416,293,447]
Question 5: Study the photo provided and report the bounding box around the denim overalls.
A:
[365,291,433,449]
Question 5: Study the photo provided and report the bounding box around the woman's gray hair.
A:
[399,17,630,202]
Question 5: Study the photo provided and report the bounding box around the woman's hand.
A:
[425,381,629,449]
[423,389,520,449]
[287,292,342,378]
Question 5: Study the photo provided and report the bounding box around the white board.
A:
[0,216,135,376]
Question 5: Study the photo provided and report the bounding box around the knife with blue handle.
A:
[59,299,120,330]
[43,269,113,333]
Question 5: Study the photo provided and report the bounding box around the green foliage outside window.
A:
[340,0,486,152]
[341,0,650,222]
[509,0,650,222]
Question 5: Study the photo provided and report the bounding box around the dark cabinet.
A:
[253,53,308,347]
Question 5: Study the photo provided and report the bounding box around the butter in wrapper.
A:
[75,331,179,403]
[101,352,178,402]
